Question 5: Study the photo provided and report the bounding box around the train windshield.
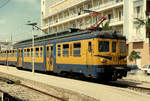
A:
[120,42,126,53]
[98,41,109,52]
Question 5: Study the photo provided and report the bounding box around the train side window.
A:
[35,47,39,57]
[40,47,43,57]
[51,46,53,57]
[63,44,69,57]
[12,50,14,57]
[10,50,13,57]
[57,45,61,57]
[10,51,12,57]
[31,48,33,57]
[73,43,81,57]
[112,42,116,52]
[47,47,49,57]
[24,49,27,57]
[27,49,30,57]
[88,42,92,52]
[7,51,9,57]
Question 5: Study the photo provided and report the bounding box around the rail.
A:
[0,76,67,101]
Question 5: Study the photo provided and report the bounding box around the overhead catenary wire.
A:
[0,0,10,9]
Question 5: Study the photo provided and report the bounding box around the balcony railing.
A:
[42,0,124,28]
[45,0,123,18]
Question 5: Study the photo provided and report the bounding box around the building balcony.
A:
[42,16,124,30]
[129,33,145,42]
[44,0,123,20]
[133,13,144,21]
[109,17,123,26]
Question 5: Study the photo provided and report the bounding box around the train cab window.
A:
[57,45,61,57]
[40,47,43,57]
[27,49,30,57]
[88,42,92,52]
[120,42,126,53]
[98,41,109,52]
[73,43,81,57]
[112,42,116,52]
[35,48,39,57]
[63,44,69,57]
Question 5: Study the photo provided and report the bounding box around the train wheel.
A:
[112,71,118,81]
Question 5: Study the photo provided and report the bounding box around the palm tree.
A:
[135,11,150,30]
[129,51,141,64]
[135,11,150,64]
[101,21,112,31]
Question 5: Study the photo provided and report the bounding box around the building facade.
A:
[41,0,150,67]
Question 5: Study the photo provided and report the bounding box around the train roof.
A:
[14,28,126,47]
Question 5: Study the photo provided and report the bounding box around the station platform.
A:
[0,65,150,101]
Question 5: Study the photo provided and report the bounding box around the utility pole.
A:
[26,22,37,73]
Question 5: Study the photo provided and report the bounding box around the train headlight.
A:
[124,58,127,62]
[101,58,107,63]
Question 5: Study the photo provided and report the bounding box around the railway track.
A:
[17,83,67,101]
[0,76,67,101]
[106,81,150,95]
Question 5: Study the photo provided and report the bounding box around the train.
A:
[0,28,128,81]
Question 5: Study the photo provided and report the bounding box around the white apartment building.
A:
[41,0,150,67]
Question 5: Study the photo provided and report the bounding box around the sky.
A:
[0,0,41,43]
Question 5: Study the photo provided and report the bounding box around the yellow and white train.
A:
[0,29,128,81]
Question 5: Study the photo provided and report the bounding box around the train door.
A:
[18,48,22,67]
[46,45,54,71]
[111,41,119,65]
[86,41,93,66]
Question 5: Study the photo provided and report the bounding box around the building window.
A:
[108,14,113,20]
[57,45,61,57]
[63,44,69,57]
[73,43,81,56]
[97,0,101,7]
[119,10,123,20]
[136,6,140,14]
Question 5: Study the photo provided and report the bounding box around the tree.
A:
[101,21,112,31]
[129,50,141,64]
[135,11,150,37]
[135,11,150,64]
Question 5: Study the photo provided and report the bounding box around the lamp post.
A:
[26,22,37,73]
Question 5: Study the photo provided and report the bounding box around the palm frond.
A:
[101,21,112,31]
[134,18,146,28]
[129,51,141,62]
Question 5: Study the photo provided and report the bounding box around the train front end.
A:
[95,31,127,81]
